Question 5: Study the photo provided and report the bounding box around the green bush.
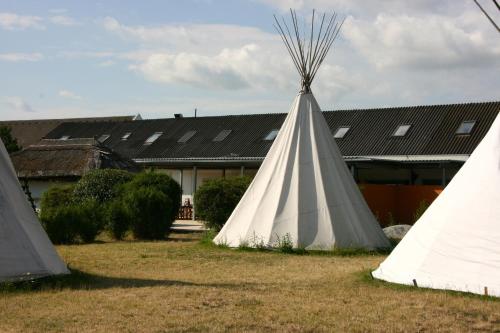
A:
[123,187,173,240]
[105,200,130,240]
[40,184,75,212]
[73,169,133,204]
[40,200,104,244]
[194,176,252,230]
[124,172,181,221]
[40,206,79,244]
[76,200,105,243]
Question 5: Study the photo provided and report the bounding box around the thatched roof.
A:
[11,138,140,179]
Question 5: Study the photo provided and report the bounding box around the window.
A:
[264,129,279,141]
[178,130,197,143]
[393,124,411,137]
[456,120,476,135]
[121,132,132,140]
[213,129,232,142]
[59,135,70,140]
[334,126,350,139]
[98,134,110,143]
[144,132,163,145]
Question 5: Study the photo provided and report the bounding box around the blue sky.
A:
[1,0,499,120]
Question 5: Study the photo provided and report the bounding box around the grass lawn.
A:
[1,233,499,333]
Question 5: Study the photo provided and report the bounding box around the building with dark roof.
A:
[0,114,141,148]
[23,100,500,223]
[11,138,140,207]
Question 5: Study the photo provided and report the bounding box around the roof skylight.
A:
[59,135,70,140]
[393,124,411,137]
[264,129,279,141]
[456,120,476,135]
[334,126,350,139]
[121,132,132,140]
[213,129,232,142]
[178,130,197,143]
[98,134,110,143]
[144,132,163,145]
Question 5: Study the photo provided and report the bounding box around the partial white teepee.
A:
[0,139,69,282]
[373,113,500,297]
[214,10,389,250]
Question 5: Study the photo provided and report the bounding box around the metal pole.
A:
[441,166,446,187]
[192,166,197,220]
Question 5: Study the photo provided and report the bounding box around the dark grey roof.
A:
[0,115,139,148]
[44,101,499,163]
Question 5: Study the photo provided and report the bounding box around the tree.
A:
[0,126,21,154]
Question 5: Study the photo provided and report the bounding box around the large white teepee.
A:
[0,139,69,282]
[373,113,500,297]
[214,11,389,250]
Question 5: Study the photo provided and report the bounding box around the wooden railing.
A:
[177,205,193,220]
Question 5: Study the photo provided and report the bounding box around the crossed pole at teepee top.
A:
[273,9,345,93]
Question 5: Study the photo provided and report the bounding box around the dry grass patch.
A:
[1,233,499,332]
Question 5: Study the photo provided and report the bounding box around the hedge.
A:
[194,176,251,230]
[123,187,173,239]
[73,169,133,204]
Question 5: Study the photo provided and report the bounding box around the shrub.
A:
[73,169,133,204]
[40,200,104,244]
[40,206,79,244]
[124,172,181,222]
[76,200,105,243]
[123,187,173,240]
[105,200,130,240]
[40,184,75,213]
[194,176,251,230]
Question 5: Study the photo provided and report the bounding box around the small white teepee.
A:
[214,10,389,250]
[373,113,500,297]
[0,139,69,282]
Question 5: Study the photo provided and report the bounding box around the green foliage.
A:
[40,196,104,244]
[73,169,133,204]
[123,187,173,240]
[414,200,430,222]
[274,233,294,253]
[40,184,75,213]
[124,172,181,221]
[194,176,252,230]
[0,126,21,154]
[105,200,130,240]
[40,206,79,244]
[76,200,105,243]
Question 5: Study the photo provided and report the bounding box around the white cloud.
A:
[344,13,500,70]
[59,90,82,100]
[102,17,277,53]
[4,96,36,113]
[0,52,43,62]
[50,15,79,26]
[131,44,289,90]
[0,12,44,30]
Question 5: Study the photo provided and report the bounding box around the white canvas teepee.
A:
[373,113,500,297]
[0,139,69,282]
[214,10,389,250]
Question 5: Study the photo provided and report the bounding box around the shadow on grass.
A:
[357,269,500,302]
[0,268,256,294]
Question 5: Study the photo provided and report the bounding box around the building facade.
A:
[10,101,500,223]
